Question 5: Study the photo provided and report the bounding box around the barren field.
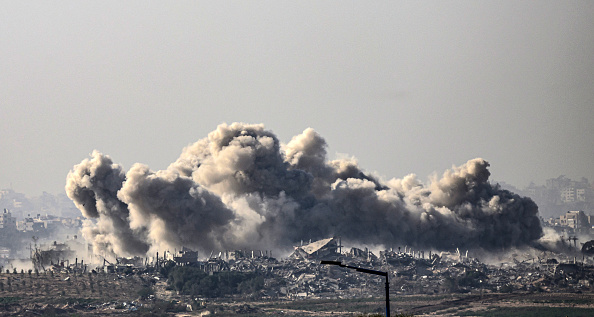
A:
[0,270,158,315]
[2,271,594,316]
[195,293,594,316]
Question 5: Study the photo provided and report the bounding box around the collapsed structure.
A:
[0,233,592,304]
[162,237,594,298]
[290,238,342,260]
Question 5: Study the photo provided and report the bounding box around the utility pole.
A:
[321,260,390,317]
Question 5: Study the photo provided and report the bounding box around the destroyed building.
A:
[290,237,342,260]
[31,241,76,271]
[16,234,594,302]
[158,237,594,299]
[173,247,199,266]
[348,247,379,262]
[117,256,145,267]
[547,210,592,235]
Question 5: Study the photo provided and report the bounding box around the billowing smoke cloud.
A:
[171,123,312,199]
[66,123,543,257]
[65,151,150,256]
[118,165,236,252]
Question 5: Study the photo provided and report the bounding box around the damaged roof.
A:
[298,238,335,255]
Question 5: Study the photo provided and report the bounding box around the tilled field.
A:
[0,271,153,315]
[2,272,594,316]
[172,292,594,316]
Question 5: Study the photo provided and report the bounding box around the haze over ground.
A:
[1,1,593,196]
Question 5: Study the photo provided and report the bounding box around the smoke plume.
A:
[66,123,543,257]
[65,151,150,256]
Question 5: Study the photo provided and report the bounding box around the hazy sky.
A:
[1,1,593,196]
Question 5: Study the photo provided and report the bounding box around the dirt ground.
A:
[2,272,594,316]
[172,292,594,316]
[0,270,152,315]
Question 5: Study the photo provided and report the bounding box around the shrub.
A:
[167,267,264,297]
[138,286,155,300]
[458,270,488,288]
[159,260,177,277]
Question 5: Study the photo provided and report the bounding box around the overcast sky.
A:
[1,1,593,196]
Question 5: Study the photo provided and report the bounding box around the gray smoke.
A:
[64,151,150,256]
[284,128,385,197]
[117,165,235,252]
[66,123,543,257]
[170,123,312,199]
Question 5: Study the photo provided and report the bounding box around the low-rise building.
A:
[549,210,592,235]
[17,216,46,232]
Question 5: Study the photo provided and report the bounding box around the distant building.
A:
[31,240,76,270]
[561,187,576,203]
[0,209,17,231]
[554,177,592,204]
[174,247,199,266]
[17,214,46,232]
[61,217,83,228]
[0,247,10,259]
[577,188,587,202]
[553,210,592,234]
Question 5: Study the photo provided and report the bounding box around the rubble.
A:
[151,237,594,300]
[4,235,594,314]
